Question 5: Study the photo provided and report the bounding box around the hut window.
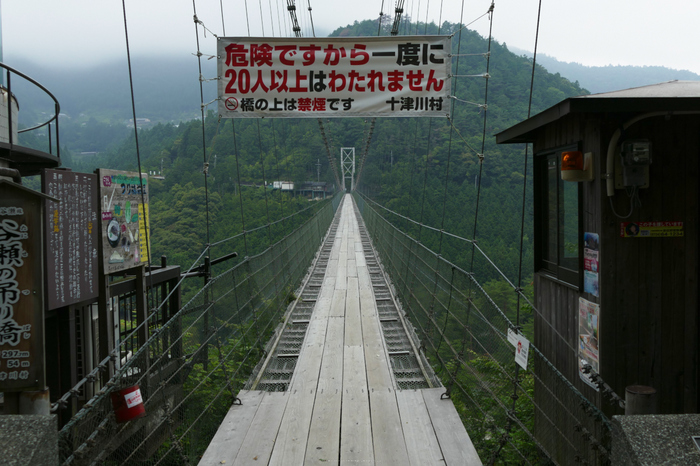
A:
[535,144,581,286]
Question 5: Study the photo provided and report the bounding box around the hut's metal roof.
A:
[496,81,700,144]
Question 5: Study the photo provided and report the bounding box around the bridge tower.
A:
[340,147,355,192]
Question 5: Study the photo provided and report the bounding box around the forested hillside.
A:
[27,19,588,309]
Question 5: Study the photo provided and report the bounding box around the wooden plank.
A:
[422,388,482,466]
[345,277,363,347]
[329,288,347,318]
[357,266,374,302]
[233,391,289,466]
[396,390,445,466]
[347,259,358,278]
[357,266,393,389]
[268,387,318,466]
[336,253,348,290]
[340,346,373,465]
[361,316,393,390]
[198,390,265,466]
[305,317,345,465]
[318,317,345,392]
[326,259,339,278]
[370,388,411,466]
[289,316,328,389]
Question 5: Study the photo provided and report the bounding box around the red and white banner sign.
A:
[217,36,452,118]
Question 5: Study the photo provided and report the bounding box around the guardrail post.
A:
[6,71,12,146]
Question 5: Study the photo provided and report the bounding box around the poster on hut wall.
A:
[579,297,600,391]
[98,169,149,274]
[583,232,599,297]
[620,221,684,238]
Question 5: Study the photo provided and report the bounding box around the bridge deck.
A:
[199,195,482,466]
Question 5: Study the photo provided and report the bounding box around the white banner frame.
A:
[217,36,452,119]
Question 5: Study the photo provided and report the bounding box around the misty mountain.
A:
[5,55,217,127]
[508,46,700,94]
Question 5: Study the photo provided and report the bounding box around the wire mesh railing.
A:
[56,193,342,465]
[354,193,611,466]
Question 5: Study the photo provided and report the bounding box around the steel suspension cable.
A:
[468,2,494,272]
[391,0,406,35]
[502,2,545,462]
[192,0,213,250]
[244,0,251,36]
[444,0,494,404]
[269,0,276,36]
[120,0,156,310]
[516,0,543,331]
[231,120,249,256]
[258,0,266,36]
[306,0,316,38]
[257,121,273,248]
[378,0,386,36]
[219,0,226,35]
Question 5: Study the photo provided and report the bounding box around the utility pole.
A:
[317,158,320,182]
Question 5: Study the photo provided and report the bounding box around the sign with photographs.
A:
[98,169,149,274]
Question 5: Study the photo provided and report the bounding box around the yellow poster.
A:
[620,221,683,237]
[138,203,151,263]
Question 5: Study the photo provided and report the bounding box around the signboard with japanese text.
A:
[42,169,99,310]
[579,297,600,391]
[620,221,683,238]
[0,181,46,392]
[217,36,452,118]
[98,169,149,274]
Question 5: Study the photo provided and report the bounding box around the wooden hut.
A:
[496,80,700,420]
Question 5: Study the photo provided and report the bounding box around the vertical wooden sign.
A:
[0,181,48,391]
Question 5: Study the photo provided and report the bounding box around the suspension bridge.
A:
[0,0,621,464]
[199,195,479,465]
[49,185,611,466]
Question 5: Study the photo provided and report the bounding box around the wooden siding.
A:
[533,113,699,420]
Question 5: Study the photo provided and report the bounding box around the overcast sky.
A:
[3,0,700,75]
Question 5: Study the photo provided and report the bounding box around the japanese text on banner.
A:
[217,36,452,119]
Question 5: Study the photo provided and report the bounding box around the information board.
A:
[98,169,149,274]
[42,169,99,310]
[218,36,452,118]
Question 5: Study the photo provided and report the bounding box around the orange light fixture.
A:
[561,151,594,182]
[561,151,584,171]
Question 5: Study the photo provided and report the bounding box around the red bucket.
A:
[111,385,146,424]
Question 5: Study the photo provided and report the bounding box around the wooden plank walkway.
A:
[199,195,482,466]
